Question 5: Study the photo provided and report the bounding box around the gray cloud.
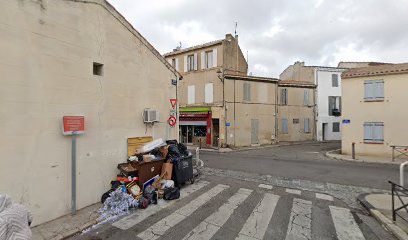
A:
[108,0,408,77]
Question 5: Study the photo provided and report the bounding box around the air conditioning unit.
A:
[143,109,160,123]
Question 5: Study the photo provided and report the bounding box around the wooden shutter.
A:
[364,123,373,141]
[364,81,374,100]
[184,55,187,72]
[282,119,288,134]
[205,83,213,103]
[194,53,198,70]
[373,123,384,141]
[175,58,179,71]
[213,48,218,67]
[188,85,195,104]
[375,80,384,99]
[304,90,309,106]
[201,51,205,69]
[304,118,310,133]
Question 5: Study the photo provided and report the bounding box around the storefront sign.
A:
[342,119,351,124]
[63,116,85,135]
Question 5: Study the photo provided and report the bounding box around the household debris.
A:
[97,138,194,222]
[0,194,33,240]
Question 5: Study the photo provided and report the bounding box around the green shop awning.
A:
[180,107,211,113]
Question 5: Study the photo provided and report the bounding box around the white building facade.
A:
[315,68,346,141]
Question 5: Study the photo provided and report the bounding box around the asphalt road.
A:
[201,142,399,190]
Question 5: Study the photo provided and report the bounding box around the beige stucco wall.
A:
[0,0,177,226]
[277,87,315,141]
[341,74,408,157]
[280,62,315,83]
[224,80,277,146]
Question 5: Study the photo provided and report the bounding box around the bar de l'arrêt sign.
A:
[63,116,85,135]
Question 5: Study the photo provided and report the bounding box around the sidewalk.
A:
[358,193,408,240]
[326,149,407,165]
[31,203,101,240]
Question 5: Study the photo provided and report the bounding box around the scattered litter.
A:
[98,188,138,222]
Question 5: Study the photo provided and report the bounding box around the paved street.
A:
[69,142,399,239]
[202,142,398,190]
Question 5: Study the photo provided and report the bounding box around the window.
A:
[205,83,213,103]
[93,62,103,76]
[171,58,176,68]
[281,118,288,134]
[364,80,384,101]
[333,122,340,132]
[293,119,299,124]
[332,74,339,87]
[187,55,195,72]
[304,118,310,133]
[188,85,195,104]
[328,96,341,116]
[280,88,288,105]
[364,122,384,143]
[205,51,213,69]
[243,82,251,101]
[303,89,309,106]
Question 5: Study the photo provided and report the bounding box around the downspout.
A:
[314,69,318,141]
[275,81,279,143]
[233,78,236,147]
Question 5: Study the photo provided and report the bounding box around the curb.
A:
[325,149,400,166]
[357,194,408,240]
[62,219,98,240]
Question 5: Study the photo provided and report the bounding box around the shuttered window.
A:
[303,90,309,106]
[205,83,213,103]
[205,51,213,69]
[364,80,384,101]
[282,118,288,134]
[304,118,310,133]
[333,122,340,132]
[188,85,195,104]
[328,96,341,116]
[364,122,384,143]
[280,88,288,105]
[243,82,251,101]
[332,74,339,87]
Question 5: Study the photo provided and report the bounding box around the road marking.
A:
[112,180,209,230]
[258,184,273,190]
[330,206,365,240]
[235,193,280,240]
[285,188,301,195]
[137,184,229,240]
[316,193,334,201]
[285,198,312,240]
[182,188,252,240]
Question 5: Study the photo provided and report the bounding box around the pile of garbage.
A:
[98,139,192,221]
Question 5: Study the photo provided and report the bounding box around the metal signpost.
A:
[63,116,85,215]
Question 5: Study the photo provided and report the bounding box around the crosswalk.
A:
[83,181,380,240]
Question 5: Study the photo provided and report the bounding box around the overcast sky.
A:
[107,0,408,77]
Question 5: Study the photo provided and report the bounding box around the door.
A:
[322,123,328,141]
[212,119,219,147]
[187,126,193,144]
[251,119,259,145]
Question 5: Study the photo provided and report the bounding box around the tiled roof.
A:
[342,63,408,78]
[224,74,279,82]
[163,39,223,57]
[278,80,316,87]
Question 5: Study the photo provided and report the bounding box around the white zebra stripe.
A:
[285,198,312,240]
[137,184,229,240]
[330,206,365,240]
[235,193,279,240]
[182,188,252,240]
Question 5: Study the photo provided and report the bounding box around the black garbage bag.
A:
[168,144,181,158]
[101,180,122,203]
[138,196,150,209]
[177,143,189,157]
[163,187,180,200]
[166,139,178,145]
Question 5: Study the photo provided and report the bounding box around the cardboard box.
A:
[143,154,155,162]
[161,162,173,180]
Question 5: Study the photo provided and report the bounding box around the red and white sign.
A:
[170,99,177,109]
[63,116,85,135]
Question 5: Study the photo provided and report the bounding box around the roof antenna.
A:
[234,22,238,37]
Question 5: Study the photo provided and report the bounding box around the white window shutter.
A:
[184,56,188,72]
[205,83,213,103]
[201,52,205,69]
[188,85,195,104]
[213,48,218,67]
[377,81,384,99]
[364,123,372,140]
[194,53,198,70]
[175,58,179,71]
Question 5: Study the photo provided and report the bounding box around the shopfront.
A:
[179,107,212,146]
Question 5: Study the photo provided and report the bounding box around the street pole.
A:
[71,134,77,215]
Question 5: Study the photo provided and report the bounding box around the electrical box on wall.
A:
[143,109,160,123]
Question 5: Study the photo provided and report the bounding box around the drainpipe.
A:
[275,81,278,143]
